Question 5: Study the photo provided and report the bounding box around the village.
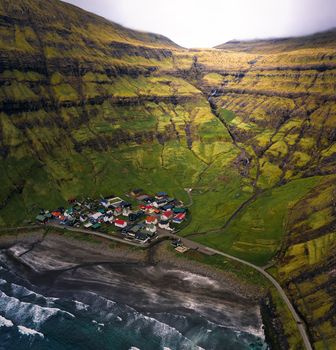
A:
[35,189,188,246]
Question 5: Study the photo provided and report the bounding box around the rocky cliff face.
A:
[0,0,336,348]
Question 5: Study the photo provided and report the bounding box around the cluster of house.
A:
[36,189,188,244]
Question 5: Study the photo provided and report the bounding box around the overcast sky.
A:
[63,0,336,48]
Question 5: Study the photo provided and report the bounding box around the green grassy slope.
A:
[275,176,336,349]
[1,1,336,347]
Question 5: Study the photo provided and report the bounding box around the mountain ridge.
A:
[215,27,336,52]
[0,0,336,348]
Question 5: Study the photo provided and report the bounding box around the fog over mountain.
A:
[64,0,336,47]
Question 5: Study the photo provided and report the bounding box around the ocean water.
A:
[0,251,269,350]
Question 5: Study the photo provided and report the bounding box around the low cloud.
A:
[64,0,336,48]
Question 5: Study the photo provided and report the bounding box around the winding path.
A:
[208,247,312,350]
[157,232,313,350]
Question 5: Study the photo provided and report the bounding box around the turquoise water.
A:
[0,254,269,350]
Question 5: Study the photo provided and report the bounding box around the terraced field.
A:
[0,0,335,348]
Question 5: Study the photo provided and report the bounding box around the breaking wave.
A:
[0,315,14,328]
[0,290,74,328]
[0,250,268,350]
[17,325,44,338]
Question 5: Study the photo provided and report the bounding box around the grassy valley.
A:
[0,0,336,348]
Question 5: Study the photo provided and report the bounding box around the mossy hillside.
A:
[187,177,319,266]
[1,0,335,265]
[275,176,336,348]
[1,94,235,227]
[1,2,336,347]
[0,0,178,50]
[268,287,305,350]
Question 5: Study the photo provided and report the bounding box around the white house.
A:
[79,216,87,223]
[158,220,171,230]
[122,207,131,216]
[103,216,110,223]
[145,224,157,233]
[90,212,103,221]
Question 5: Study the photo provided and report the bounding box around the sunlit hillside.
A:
[0,0,335,348]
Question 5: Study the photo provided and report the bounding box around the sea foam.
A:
[0,290,74,328]
[0,315,14,328]
[166,269,220,289]
[18,325,44,338]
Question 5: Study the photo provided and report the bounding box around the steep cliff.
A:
[0,0,336,348]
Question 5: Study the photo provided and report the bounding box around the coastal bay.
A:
[0,231,268,349]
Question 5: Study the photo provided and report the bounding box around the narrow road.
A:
[35,223,312,350]
[47,223,147,248]
[158,232,313,350]
[207,247,312,350]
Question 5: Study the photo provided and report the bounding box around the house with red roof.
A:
[114,218,127,228]
[172,212,186,224]
[161,210,173,221]
[145,216,158,225]
[114,207,122,216]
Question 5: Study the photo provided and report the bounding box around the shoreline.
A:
[0,229,262,299]
[0,229,285,348]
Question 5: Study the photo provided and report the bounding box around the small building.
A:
[44,212,52,219]
[161,210,173,221]
[158,220,171,230]
[173,207,186,214]
[90,212,103,221]
[131,188,143,197]
[36,214,47,224]
[175,246,189,253]
[129,211,144,222]
[64,208,73,217]
[51,211,61,218]
[144,205,154,212]
[173,212,186,224]
[129,224,142,234]
[145,224,157,233]
[84,222,93,228]
[100,199,109,208]
[113,207,122,216]
[155,191,168,199]
[162,204,174,211]
[92,223,101,230]
[135,232,149,243]
[153,198,168,208]
[119,201,131,208]
[145,216,158,225]
[80,216,87,223]
[115,219,127,228]
[143,197,155,204]
[122,207,131,217]
[136,194,150,201]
